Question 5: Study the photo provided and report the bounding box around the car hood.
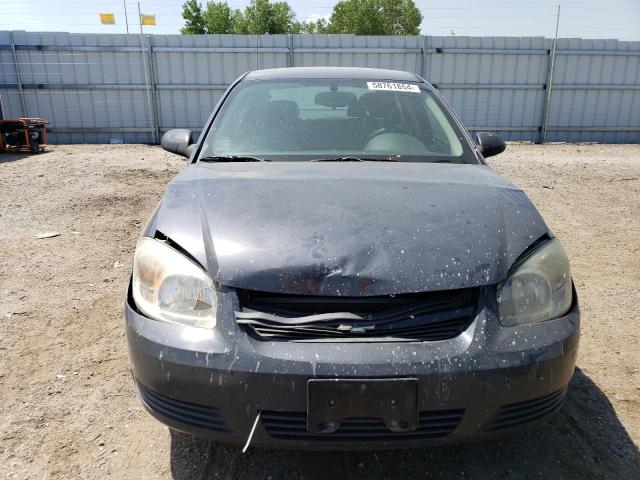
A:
[150,162,549,296]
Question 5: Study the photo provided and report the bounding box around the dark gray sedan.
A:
[125,67,579,450]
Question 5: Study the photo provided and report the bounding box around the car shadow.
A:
[169,368,639,479]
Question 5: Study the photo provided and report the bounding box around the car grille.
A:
[483,388,567,432]
[237,288,478,341]
[137,382,233,433]
[261,409,464,442]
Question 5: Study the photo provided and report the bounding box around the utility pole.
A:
[138,2,158,143]
[124,0,130,33]
[541,4,561,144]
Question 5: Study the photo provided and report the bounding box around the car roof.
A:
[244,67,422,82]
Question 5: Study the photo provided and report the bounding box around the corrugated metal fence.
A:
[1,31,639,144]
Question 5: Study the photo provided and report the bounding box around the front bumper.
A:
[125,286,580,450]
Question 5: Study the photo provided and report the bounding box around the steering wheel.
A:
[366,127,387,143]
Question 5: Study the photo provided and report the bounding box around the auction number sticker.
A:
[367,81,420,93]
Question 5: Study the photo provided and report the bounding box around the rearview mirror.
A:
[315,91,357,108]
[161,129,194,158]
[475,132,506,158]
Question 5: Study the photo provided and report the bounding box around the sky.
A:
[0,0,639,41]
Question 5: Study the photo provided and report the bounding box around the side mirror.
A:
[475,132,506,158]
[161,129,194,158]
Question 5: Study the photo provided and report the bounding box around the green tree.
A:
[381,0,423,35]
[231,8,250,34]
[182,0,423,35]
[299,18,330,34]
[329,0,422,35]
[181,0,207,34]
[270,2,298,33]
[243,0,297,34]
[203,2,234,34]
[182,0,299,34]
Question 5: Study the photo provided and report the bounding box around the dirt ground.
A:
[0,143,638,479]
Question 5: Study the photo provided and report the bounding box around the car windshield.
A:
[199,78,476,163]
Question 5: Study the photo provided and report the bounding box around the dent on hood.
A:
[151,163,549,296]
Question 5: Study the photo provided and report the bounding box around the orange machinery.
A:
[0,117,48,153]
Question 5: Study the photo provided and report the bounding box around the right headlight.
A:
[497,238,572,326]
[132,237,217,328]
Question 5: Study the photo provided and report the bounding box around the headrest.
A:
[347,92,397,118]
[347,100,366,118]
[356,92,398,118]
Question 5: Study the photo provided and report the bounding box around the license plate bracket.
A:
[307,378,418,434]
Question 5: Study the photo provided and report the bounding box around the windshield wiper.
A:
[310,156,398,162]
[198,155,270,162]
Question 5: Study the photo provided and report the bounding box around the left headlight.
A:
[497,238,572,326]
[132,237,216,328]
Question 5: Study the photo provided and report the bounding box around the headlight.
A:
[132,237,216,328]
[497,238,572,326]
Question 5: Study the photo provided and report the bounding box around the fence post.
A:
[9,31,27,118]
[540,6,561,144]
[147,35,160,143]
[288,34,294,67]
[137,4,158,144]
[540,38,558,144]
[139,36,158,144]
[420,35,427,78]
[420,35,437,82]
